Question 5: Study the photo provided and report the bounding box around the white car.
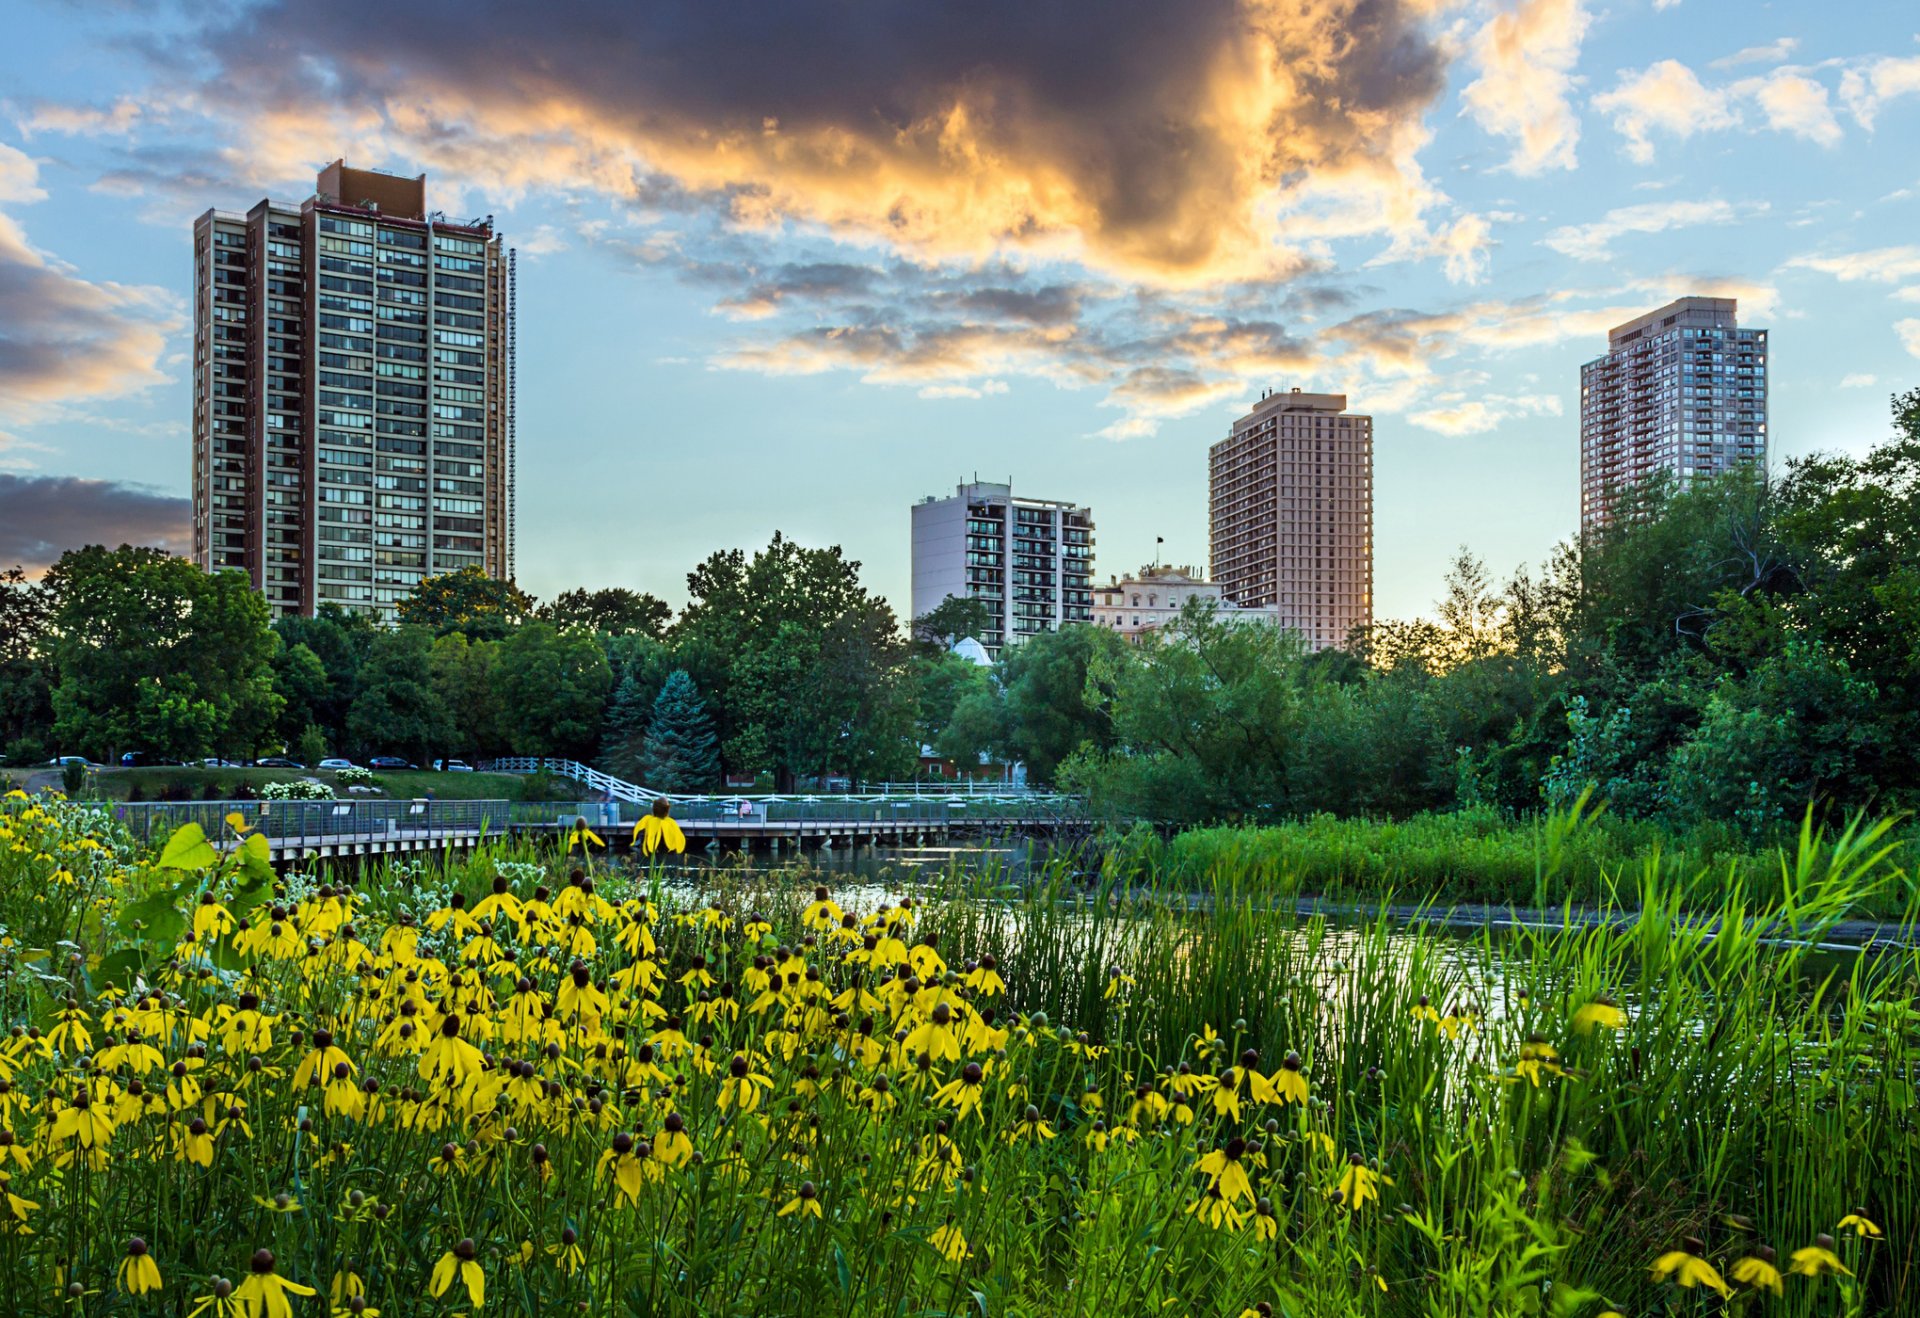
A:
[318,758,356,771]
[437,759,475,773]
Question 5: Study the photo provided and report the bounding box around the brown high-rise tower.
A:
[191,160,516,618]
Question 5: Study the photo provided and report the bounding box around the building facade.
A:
[911,481,1094,659]
[1579,296,1768,534]
[191,160,515,618]
[1090,565,1279,641]
[1208,389,1372,651]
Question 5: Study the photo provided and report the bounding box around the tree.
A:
[272,604,375,748]
[599,672,656,780]
[493,621,613,759]
[429,632,505,760]
[0,565,53,758]
[914,650,993,759]
[270,641,331,747]
[641,670,721,792]
[1062,605,1302,823]
[993,624,1126,784]
[397,567,533,641]
[539,587,673,638]
[347,626,451,765]
[45,547,282,760]
[913,595,994,654]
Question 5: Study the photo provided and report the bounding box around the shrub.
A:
[260,779,333,801]
[336,765,376,787]
[59,760,85,797]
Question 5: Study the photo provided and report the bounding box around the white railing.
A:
[485,757,662,803]
[482,758,1077,809]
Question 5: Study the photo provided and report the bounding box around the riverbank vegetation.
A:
[0,791,1910,1314]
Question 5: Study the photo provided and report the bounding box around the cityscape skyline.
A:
[2,2,1918,625]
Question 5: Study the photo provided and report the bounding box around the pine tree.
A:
[599,672,653,780]
[641,670,721,793]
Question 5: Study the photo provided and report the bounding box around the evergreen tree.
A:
[599,672,653,779]
[641,670,720,792]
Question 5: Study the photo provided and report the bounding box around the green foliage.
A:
[428,630,505,759]
[269,639,330,745]
[493,620,612,759]
[395,565,533,641]
[44,546,282,761]
[537,585,672,637]
[641,669,721,792]
[294,725,328,772]
[59,759,84,796]
[912,593,995,652]
[347,626,451,763]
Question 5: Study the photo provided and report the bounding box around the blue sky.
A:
[1,0,1917,622]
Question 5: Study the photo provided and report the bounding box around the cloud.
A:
[1840,55,1920,129]
[0,146,47,205]
[1711,38,1798,70]
[110,0,1468,289]
[1785,246,1920,284]
[1733,69,1843,147]
[1839,373,1878,388]
[1543,198,1747,261]
[1458,0,1591,175]
[0,212,178,427]
[1900,320,1920,360]
[1593,59,1740,162]
[1406,390,1561,436]
[0,474,191,572]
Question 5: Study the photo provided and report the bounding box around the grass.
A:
[1113,800,1920,917]
[0,794,1910,1315]
[60,766,577,803]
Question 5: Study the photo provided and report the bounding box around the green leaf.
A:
[119,887,188,949]
[157,822,219,872]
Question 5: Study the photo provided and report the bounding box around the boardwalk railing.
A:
[104,798,504,850]
[484,758,1076,808]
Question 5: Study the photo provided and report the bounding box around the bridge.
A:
[95,763,1086,864]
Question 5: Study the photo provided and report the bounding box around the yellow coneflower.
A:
[1335,1155,1388,1210]
[117,1238,162,1296]
[429,1238,486,1308]
[233,1250,316,1318]
[1269,1052,1310,1106]
[1196,1137,1256,1206]
[1731,1247,1784,1296]
[1789,1235,1852,1277]
[1006,1104,1056,1143]
[1571,997,1626,1034]
[778,1180,824,1219]
[633,798,686,856]
[929,1220,970,1263]
[565,818,605,855]
[1837,1210,1882,1239]
[1651,1239,1733,1298]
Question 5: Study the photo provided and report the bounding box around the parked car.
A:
[368,756,416,771]
[200,758,243,768]
[120,752,188,768]
[47,755,91,768]
[318,758,355,771]
[253,756,306,770]
[435,759,475,773]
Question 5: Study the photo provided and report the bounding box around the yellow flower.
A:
[1196,1138,1256,1206]
[1651,1242,1733,1298]
[1269,1052,1310,1105]
[1788,1236,1851,1277]
[429,1239,486,1308]
[1571,998,1626,1034]
[778,1181,824,1219]
[1335,1155,1388,1210]
[1731,1252,1784,1296]
[929,1221,969,1263]
[1005,1104,1056,1142]
[118,1238,162,1296]
[233,1250,317,1318]
[1837,1210,1882,1239]
[633,799,686,856]
[1103,967,1135,1000]
[565,819,605,853]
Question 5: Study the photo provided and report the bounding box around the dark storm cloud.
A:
[0,474,191,572]
[163,0,1454,282]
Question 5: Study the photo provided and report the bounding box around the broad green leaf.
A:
[157,822,219,872]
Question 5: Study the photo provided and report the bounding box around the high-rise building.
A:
[1579,296,1768,534]
[911,481,1095,659]
[1208,388,1372,651]
[191,160,516,618]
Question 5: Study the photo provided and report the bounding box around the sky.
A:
[1,0,1917,623]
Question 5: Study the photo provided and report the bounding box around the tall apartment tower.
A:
[1579,296,1767,534]
[191,160,516,618]
[1209,389,1372,651]
[911,481,1095,659]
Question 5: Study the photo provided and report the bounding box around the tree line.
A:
[3,389,1915,831]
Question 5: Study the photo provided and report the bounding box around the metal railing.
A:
[105,798,506,850]
[483,758,1077,809]
[512,798,1084,831]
